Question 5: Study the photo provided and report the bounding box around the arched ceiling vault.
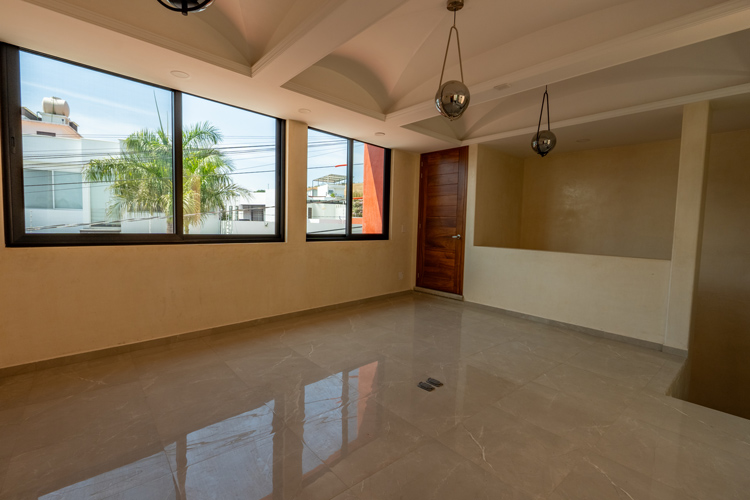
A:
[6,0,750,154]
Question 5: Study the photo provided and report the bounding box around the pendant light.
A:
[158,0,214,16]
[435,1,470,121]
[531,86,556,157]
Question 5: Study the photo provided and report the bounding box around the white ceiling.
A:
[3,0,750,155]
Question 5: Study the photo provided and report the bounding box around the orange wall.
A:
[363,144,385,234]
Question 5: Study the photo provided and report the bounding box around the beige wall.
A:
[465,144,672,343]
[663,101,711,352]
[520,140,680,259]
[472,146,523,248]
[687,128,750,419]
[0,120,420,369]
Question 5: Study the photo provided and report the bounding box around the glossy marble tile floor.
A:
[1,293,749,499]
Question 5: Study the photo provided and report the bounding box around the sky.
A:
[20,50,371,198]
[20,51,276,193]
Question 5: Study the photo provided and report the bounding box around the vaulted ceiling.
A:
[3,0,750,155]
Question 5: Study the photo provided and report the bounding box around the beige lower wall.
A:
[520,140,680,260]
[0,121,420,369]
[463,247,672,343]
[465,144,672,344]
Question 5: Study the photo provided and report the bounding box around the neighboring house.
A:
[213,190,276,236]
[21,97,274,235]
[21,98,122,233]
[306,174,347,233]
[308,173,346,200]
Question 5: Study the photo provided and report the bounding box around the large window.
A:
[0,44,284,246]
[306,129,390,240]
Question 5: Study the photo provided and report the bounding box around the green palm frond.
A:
[83,121,248,232]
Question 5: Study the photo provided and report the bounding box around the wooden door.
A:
[416,146,468,295]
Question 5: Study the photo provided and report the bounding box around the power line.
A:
[21,163,367,195]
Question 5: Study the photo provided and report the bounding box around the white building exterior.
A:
[306,174,348,234]
[22,98,275,236]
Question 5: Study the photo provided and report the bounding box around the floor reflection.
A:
[43,359,387,499]
[302,362,382,469]
[171,361,383,499]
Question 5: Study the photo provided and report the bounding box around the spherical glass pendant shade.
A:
[158,0,214,15]
[531,130,557,157]
[435,80,471,121]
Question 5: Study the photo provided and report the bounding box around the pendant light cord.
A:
[535,86,550,142]
[438,10,465,88]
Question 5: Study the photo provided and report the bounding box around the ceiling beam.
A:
[251,0,404,86]
[400,124,462,147]
[387,0,750,127]
[282,81,386,120]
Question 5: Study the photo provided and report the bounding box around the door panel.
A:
[427,183,459,197]
[424,249,456,268]
[425,217,458,228]
[427,195,458,208]
[425,204,459,218]
[428,172,459,186]
[416,147,468,295]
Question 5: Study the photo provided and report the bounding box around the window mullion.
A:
[346,138,353,237]
[1,44,26,243]
[173,91,183,237]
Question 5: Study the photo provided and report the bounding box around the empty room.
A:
[1,0,749,499]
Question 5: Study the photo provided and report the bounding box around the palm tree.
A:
[84,121,250,233]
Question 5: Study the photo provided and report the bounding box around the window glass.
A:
[19,50,173,235]
[23,170,52,209]
[180,94,278,235]
[306,129,388,239]
[306,129,348,235]
[351,141,386,235]
[53,171,83,209]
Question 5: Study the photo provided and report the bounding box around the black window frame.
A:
[0,43,285,247]
[306,128,391,242]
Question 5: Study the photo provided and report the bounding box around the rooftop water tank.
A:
[42,97,70,117]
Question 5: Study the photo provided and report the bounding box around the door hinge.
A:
[418,223,421,229]
[417,273,420,278]
[420,173,423,178]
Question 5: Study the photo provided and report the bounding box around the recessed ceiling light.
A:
[577,138,591,143]
[298,108,311,114]
[170,70,190,79]
[375,132,385,136]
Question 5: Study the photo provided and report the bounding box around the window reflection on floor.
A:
[303,361,381,468]
[41,360,384,499]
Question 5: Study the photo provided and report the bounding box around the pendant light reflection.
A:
[158,0,214,16]
[531,86,556,157]
[436,1,470,121]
